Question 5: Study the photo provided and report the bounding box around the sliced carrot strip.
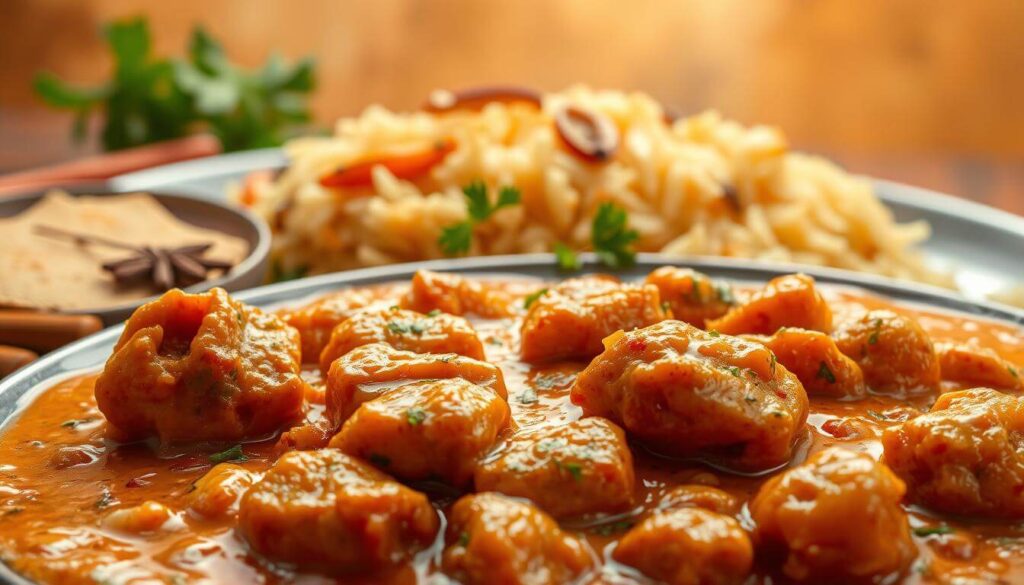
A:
[319,139,456,188]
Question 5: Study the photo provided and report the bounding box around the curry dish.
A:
[2,267,1024,584]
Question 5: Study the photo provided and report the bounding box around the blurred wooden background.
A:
[1,0,1022,210]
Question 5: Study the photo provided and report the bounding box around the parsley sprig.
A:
[439,181,521,255]
[554,202,638,270]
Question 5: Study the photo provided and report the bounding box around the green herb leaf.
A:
[209,444,248,464]
[555,460,584,481]
[708,330,721,338]
[406,408,427,426]
[594,520,634,536]
[496,186,522,209]
[426,309,441,317]
[523,288,549,309]
[817,361,836,383]
[439,222,474,256]
[591,202,638,268]
[463,181,491,222]
[914,525,954,537]
[458,531,470,546]
[554,242,581,271]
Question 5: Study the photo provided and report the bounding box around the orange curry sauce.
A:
[2,276,1024,585]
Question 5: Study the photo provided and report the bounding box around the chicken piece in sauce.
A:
[441,492,593,585]
[95,288,305,443]
[613,507,753,585]
[186,463,254,519]
[278,288,381,362]
[706,273,832,335]
[520,275,667,363]
[326,342,507,426]
[238,449,439,574]
[882,387,1024,518]
[935,342,1023,391]
[330,378,510,487]
[749,327,866,399]
[657,485,740,515]
[401,269,514,318]
[473,417,634,518]
[318,307,485,374]
[833,309,940,395]
[750,447,916,582]
[571,320,808,471]
[644,266,735,328]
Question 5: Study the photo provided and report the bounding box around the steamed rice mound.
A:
[239,86,945,287]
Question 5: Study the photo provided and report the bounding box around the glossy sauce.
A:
[2,282,1024,584]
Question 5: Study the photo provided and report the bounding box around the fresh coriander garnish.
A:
[439,181,521,255]
[868,318,883,345]
[554,242,581,271]
[406,408,427,426]
[816,361,836,384]
[209,444,248,464]
[591,202,638,268]
[523,288,549,309]
[914,525,953,537]
[728,366,741,377]
[426,309,441,317]
[708,330,721,338]
[458,531,470,546]
[554,460,584,481]
[387,320,430,336]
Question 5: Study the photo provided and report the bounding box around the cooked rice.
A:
[236,86,949,288]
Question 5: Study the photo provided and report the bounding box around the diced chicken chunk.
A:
[474,417,634,518]
[657,485,740,515]
[401,270,514,318]
[325,343,507,426]
[571,321,808,471]
[613,507,753,585]
[238,449,438,574]
[750,448,916,581]
[645,266,735,328]
[330,378,510,486]
[882,388,1024,518]
[935,342,1023,391]
[750,328,866,399]
[278,288,381,361]
[95,288,305,443]
[318,307,484,374]
[441,493,593,585]
[187,463,254,519]
[833,310,940,395]
[520,275,667,363]
[706,274,832,335]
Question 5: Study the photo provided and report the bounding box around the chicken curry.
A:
[2,267,1024,584]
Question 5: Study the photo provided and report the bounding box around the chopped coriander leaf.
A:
[406,407,427,426]
[868,318,883,345]
[426,309,441,317]
[458,531,470,546]
[914,525,954,537]
[708,330,721,338]
[816,361,837,383]
[554,242,581,271]
[555,460,584,481]
[209,444,248,464]
[439,221,473,256]
[369,454,391,468]
[523,288,549,309]
[439,182,522,256]
[591,202,638,268]
[728,367,741,377]
[387,320,429,335]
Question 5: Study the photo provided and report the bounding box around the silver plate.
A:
[107,148,1024,304]
[2,254,1024,584]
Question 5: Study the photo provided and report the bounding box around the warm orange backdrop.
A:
[1,0,1022,207]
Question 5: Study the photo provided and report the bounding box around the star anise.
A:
[34,225,235,292]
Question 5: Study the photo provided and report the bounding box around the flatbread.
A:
[0,191,249,311]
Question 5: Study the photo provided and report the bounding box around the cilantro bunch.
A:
[439,181,521,255]
[33,17,316,152]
